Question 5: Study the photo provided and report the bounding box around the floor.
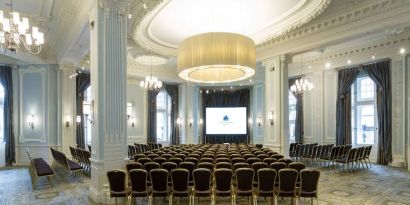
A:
[0,164,409,205]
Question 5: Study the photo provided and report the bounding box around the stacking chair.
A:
[185,157,199,166]
[137,157,152,166]
[231,157,246,165]
[192,168,212,205]
[129,169,150,204]
[255,168,277,205]
[197,162,214,171]
[170,169,191,205]
[233,162,250,171]
[270,162,287,186]
[202,153,215,159]
[216,157,230,163]
[288,162,306,187]
[336,148,357,172]
[363,146,372,168]
[180,162,196,185]
[215,162,232,169]
[153,157,167,166]
[277,169,298,204]
[252,162,269,186]
[169,157,183,167]
[147,153,160,161]
[234,168,255,205]
[199,157,214,164]
[214,168,234,205]
[126,162,143,174]
[279,158,293,166]
[272,154,285,160]
[161,153,173,161]
[243,154,255,161]
[161,162,178,186]
[298,170,320,205]
[150,169,169,204]
[107,170,129,205]
[174,154,186,161]
[134,154,146,162]
[263,158,277,165]
[257,154,270,161]
[144,162,160,185]
[247,157,261,166]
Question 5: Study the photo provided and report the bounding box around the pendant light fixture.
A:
[140,55,162,91]
[290,55,314,96]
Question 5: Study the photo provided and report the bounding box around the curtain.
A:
[165,84,179,145]
[76,73,90,149]
[336,67,360,145]
[363,61,392,165]
[0,65,14,166]
[201,89,250,144]
[288,78,303,143]
[147,89,160,143]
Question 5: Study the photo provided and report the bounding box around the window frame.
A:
[156,89,172,145]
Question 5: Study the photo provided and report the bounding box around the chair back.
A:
[215,162,232,169]
[233,162,250,171]
[137,157,152,165]
[247,157,261,166]
[197,162,214,171]
[144,162,160,179]
[257,168,276,194]
[179,162,196,182]
[231,157,246,164]
[252,162,269,182]
[288,162,305,172]
[161,153,173,161]
[153,157,167,165]
[134,154,146,162]
[235,168,254,192]
[193,168,212,193]
[300,169,320,198]
[184,157,199,165]
[107,170,127,197]
[216,157,230,163]
[278,158,293,165]
[263,158,277,165]
[214,168,233,193]
[169,157,183,166]
[126,162,143,173]
[129,169,148,194]
[150,169,169,195]
[171,169,189,194]
[278,169,298,196]
[199,157,214,164]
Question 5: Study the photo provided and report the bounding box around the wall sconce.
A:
[248,118,253,125]
[83,100,95,124]
[189,118,193,127]
[65,115,71,127]
[27,115,35,129]
[176,117,182,127]
[76,115,82,124]
[130,117,136,128]
[199,118,203,126]
[256,117,262,127]
[267,111,274,126]
[127,102,133,119]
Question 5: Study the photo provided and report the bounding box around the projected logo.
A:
[223,115,229,121]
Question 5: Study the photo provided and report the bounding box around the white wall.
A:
[127,82,147,144]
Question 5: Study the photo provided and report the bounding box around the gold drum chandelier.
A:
[177,32,256,83]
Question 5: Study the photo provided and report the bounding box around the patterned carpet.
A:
[0,164,409,205]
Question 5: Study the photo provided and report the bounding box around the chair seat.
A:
[172,191,190,197]
[215,191,232,197]
[67,159,83,170]
[299,191,317,198]
[335,157,348,163]
[111,190,130,197]
[255,189,274,197]
[32,158,54,176]
[193,191,211,197]
[131,191,151,197]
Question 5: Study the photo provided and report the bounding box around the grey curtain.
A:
[147,89,160,143]
[0,66,14,166]
[288,78,303,143]
[165,84,179,145]
[336,67,360,145]
[363,61,391,165]
[76,73,90,149]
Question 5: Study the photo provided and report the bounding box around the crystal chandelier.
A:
[0,0,44,54]
[290,55,314,96]
[139,56,162,91]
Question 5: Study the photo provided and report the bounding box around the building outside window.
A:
[156,89,171,145]
[288,92,297,142]
[351,75,377,146]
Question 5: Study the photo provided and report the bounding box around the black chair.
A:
[169,157,183,167]
[255,168,277,205]
[214,168,234,205]
[192,168,212,205]
[161,153,173,161]
[134,154,146,162]
[150,169,169,204]
[270,162,287,186]
[199,157,214,164]
[197,162,214,171]
[257,154,270,161]
[137,157,152,165]
[126,162,143,173]
[263,158,277,165]
[288,162,306,186]
[185,157,199,166]
[161,162,178,186]
[272,154,285,160]
[215,158,230,163]
[153,157,167,166]
[278,158,293,166]
[107,170,129,205]
[235,168,255,204]
[147,153,160,161]
[215,162,232,169]
[170,169,190,204]
[233,162,250,171]
[277,169,298,204]
[129,169,150,204]
[247,157,261,166]
[298,169,320,205]
[180,162,196,185]
[231,157,246,165]
[174,153,187,161]
[144,162,160,184]
[251,162,269,186]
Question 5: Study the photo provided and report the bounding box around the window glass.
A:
[288,91,296,142]
[0,85,4,142]
[84,86,92,146]
[156,89,172,145]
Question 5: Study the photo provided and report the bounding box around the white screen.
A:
[206,107,247,135]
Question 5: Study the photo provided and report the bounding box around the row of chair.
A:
[69,146,91,173]
[335,146,372,172]
[128,143,163,158]
[108,166,320,205]
[26,148,54,189]
[50,147,84,181]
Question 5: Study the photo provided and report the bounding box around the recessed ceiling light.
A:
[347,60,352,64]
[371,55,376,60]
[325,62,331,68]
[400,48,406,54]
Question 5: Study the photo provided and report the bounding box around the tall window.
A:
[0,85,4,142]
[156,89,171,145]
[84,86,92,146]
[288,92,297,142]
[351,75,377,145]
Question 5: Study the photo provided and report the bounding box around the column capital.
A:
[99,0,130,15]
[58,64,76,71]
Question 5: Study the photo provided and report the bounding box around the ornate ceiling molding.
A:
[130,0,331,57]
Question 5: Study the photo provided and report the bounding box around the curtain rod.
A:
[335,57,391,71]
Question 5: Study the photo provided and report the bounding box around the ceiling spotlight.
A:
[143,3,147,9]
[347,60,352,64]
[371,55,376,60]
[325,62,331,68]
[400,48,406,54]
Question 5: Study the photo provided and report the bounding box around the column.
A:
[179,83,200,144]
[88,0,129,203]
[262,55,289,155]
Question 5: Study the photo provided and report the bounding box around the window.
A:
[288,91,297,142]
[83,86,92,145]
[0,85,4,142]
[351,75,377,145]
[156,89,172,145]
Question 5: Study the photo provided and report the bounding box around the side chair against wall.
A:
[192,168,212,205]
[234,168,255,205]
[129,169,150,204]
[255,168,277,205]
[298,169,320,205]
[107,170,129,205]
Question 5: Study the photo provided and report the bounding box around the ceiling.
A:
[148,0,302,47]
